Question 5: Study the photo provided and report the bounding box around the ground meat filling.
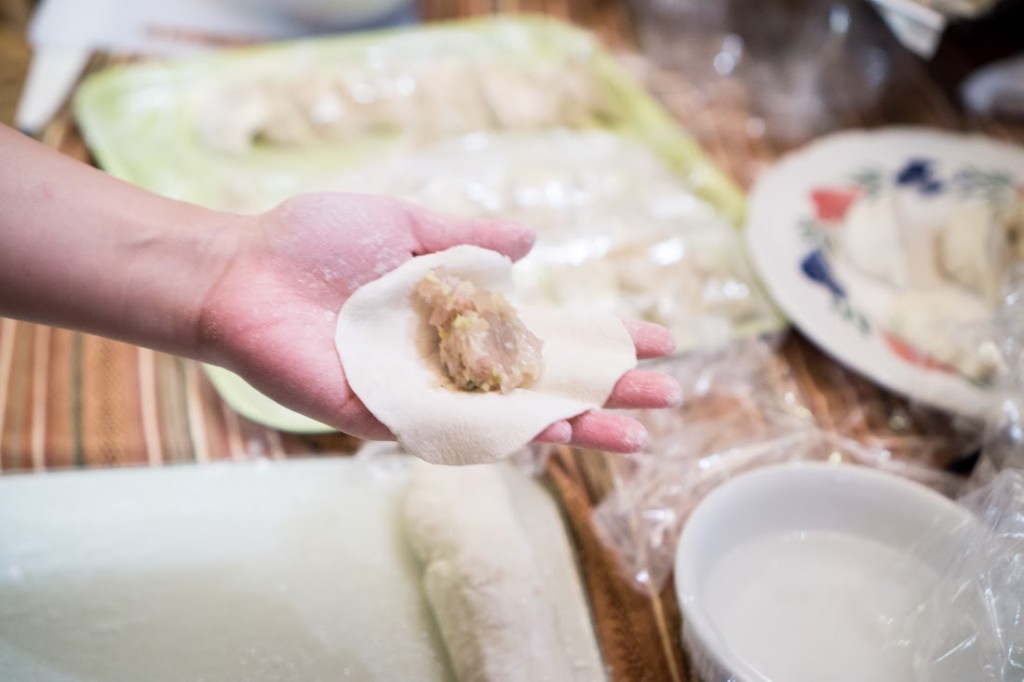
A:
[415,269,544,393]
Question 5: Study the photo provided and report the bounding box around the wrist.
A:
[120,203,251,361]
[191,211,268,368]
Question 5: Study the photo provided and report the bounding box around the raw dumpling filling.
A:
[416,269,543,393]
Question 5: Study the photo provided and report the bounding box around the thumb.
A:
[406,204,535,262]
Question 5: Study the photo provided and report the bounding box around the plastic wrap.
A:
[912,0,1002,18]
[591,338,963,594]
[195,47,616,156]
[324,129,780,349]
[963,55,1024,122]
[894,469,1024,681]
[973,263,1024,481]
[630,0,895,147]
[76,18,747,222]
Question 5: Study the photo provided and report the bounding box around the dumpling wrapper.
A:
[335,245,636,465]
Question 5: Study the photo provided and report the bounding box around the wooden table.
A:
[1,1,1019,679]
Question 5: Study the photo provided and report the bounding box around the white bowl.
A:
[674,463,973,682]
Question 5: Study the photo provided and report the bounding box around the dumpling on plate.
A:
[478,63,564,130]
[938,194,1024,303]
[839,189,919,289]
[882,288,1001,381]
[415,60,495,138]
[197,83,273,153]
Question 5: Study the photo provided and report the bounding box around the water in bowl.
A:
[703,529,936,682]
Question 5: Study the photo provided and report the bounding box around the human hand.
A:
[200,193,680,452]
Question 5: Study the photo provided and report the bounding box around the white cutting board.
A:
[0,455,603,681]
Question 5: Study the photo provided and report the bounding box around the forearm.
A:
[0,125,244,360]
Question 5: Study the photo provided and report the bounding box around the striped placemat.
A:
[0,321,361,472]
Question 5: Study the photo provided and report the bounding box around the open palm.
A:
[200,193,680,452]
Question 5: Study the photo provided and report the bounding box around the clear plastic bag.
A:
[195,28,616,156]
[323,129,782,350]
[896,469,1024,681]
[591,338,963,593]
[629,0,895,146]
[972,263,1024,482]
[963,55,1024,122]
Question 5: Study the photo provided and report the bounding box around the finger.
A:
[605,370,683,410]
[533,420,573,444]
[623,319,676,359]
[567,411,648,453]
[407,205,535,262]
[334,394,395,441]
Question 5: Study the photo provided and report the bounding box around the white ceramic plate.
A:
[746,127,1024,418]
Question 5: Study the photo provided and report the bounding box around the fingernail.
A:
[494,220,535,254]
[623,425,649,453]
[549,421,572,443]
[661,334,677,356]
[536,421,571,444]
[664,377,684,408]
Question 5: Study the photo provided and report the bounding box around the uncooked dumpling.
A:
[479,63,563,129]
[938,195,1024,303]
[882,288,1000,381]
[197,84,272,153]
[938,198,1003,301]
[334,245,636,465]
[415,60,494,137]
[839,189,914,288]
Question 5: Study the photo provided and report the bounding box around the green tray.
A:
[75,15,745,221]
[74,16,773,433]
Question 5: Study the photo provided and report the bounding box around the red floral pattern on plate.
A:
[810,187,860,223]
[880,332,956,374]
